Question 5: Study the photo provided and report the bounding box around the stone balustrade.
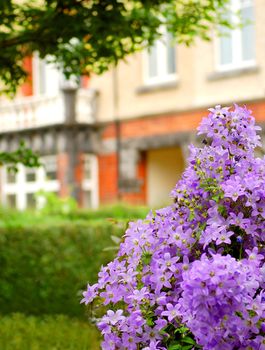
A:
[0,88,97,132]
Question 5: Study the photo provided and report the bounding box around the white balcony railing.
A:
[0,88,97,132]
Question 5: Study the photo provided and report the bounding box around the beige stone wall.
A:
[91,0,264,123]
[146,147,184,207]
[192,12,265,107]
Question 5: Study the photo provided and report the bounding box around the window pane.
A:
[43,156,57,181]
[26,169,36,182]
[6,194,16,208]
[148,45,158,78]
[219,10,233,66]
[26,193,36,209]
[46,169,57,181]
[84,157,92,180]
[241,6,255,61]
[166,33,176,74]
[39,60,46,94]
[220,30,233,65]
[83,191,92,208]
[7,171,16,184]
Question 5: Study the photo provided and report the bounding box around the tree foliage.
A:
[0,141,40,171]
[0,0,230,95]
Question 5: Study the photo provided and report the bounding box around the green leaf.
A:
[174,326,189,334]
[0,0,231,95]
[141,251,152,265]
[182,337,196,345]
[110,235,121,245]
[168,343,182,350]
[103,246,119,252]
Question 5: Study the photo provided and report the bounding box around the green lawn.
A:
[0,314,100,350]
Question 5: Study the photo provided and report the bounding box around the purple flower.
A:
[100,284,123,304]
[100,309,125,326]
[222,177,245,201]
[215,229,233,245]
[82,105,265,349]
[157,252,180,272]
[246,247,264,265]
[80,283,97,304]
[128,287,149,304]
[142,341,165,350]
[161,303,180,322]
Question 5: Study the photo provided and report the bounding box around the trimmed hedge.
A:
[0,313,100,350]
[0,204,148,228]
[0,222,123,317]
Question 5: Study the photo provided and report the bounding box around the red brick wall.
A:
[57,153,69,197]
[81,75,90,88]
[98,152,147,205]
[57,153,87,206]
[98,100,265,206]
[248,101,265,123]
[98,153,118,203]
[98,109,206,206]
[21,57,33,96]
[74,153,85,206]
[101,101,265,141]
[101,109,205,140]
[121,152,147,205]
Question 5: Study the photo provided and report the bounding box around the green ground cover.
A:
[0,314,100,350]
[0,204,149,349]
[0,203,148,227]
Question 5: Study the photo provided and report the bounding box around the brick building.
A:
[0,0,264,209]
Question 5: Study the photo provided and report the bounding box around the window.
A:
[84,156,92,180]
[33,54,60,96]
[218,0,255,70]
[26,168,37,182]
[82,154,98,209]
[6,194,16,208]
[26,193,36,209]
[83,191,92,208]
[144,29,177,84]
[43,156,57,181]
[6,171,16,184]
[1,155,59,210]
[33,55,46,95]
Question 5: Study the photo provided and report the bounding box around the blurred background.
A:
[0,0,262,210]
[0,0,264,349]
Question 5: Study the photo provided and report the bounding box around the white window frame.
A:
[82,154,98,209]
[33,53,46,96]
[143,27,177,86]
[32,54,60,96]
[215,0,255,72]
[1,155,59,210]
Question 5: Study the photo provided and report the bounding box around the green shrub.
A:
[66,204,148,221]
[0,222,124,317]
[0,204,148,228]
[0,313,100,350]
[36,191,78,215]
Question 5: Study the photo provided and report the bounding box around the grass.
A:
[0,203,149,228]
[0,313,100,350]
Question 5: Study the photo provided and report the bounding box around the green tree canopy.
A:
[0,0,230,95]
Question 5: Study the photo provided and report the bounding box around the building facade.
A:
[0,0,264,209]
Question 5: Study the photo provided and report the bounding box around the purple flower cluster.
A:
[82,105,265,349]
[179,253,264,349]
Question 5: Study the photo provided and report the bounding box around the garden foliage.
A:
[0,222,124,317]
[82,105,265,349]
[0,313,100,350]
